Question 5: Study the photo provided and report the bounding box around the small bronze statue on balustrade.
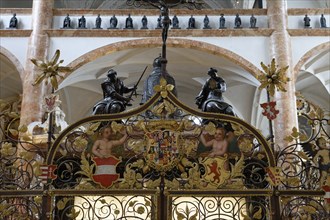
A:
[156,15,162,29]
[234,14,242,28]
[109,15,118,29]
[125,14,134,29]
[92,69,136,115]
[219,14,226,29]
[172,15,181,29]
[250,14,257,28]
[187,15,196,29]
[304,14,311,28]
[320,14,327,28]
[62,14,71,29]
[195,68,235,116]
[141,15,148,29]
[78,15,86,29]
[94,14,102,29]
[8,13,18,29]
[203,15,211,29]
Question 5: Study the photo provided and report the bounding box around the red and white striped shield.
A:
[322,185,330,204]
[39,165,57,184]
[92,156,120,188]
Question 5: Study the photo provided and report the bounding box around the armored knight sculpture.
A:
[92,69,135,115]
[195,68,235,116]
[140,56,177,104]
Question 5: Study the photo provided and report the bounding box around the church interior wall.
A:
[291,37,330,67]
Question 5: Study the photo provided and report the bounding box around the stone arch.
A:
[0,46,25,82]
[293,41,330,82]
[65,38,262,81]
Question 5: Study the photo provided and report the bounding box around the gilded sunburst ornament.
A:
[258,58,290,96]
[31,49,71,90]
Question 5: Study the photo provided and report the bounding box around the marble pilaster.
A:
[20,0,54,126]
[267,0,299,149]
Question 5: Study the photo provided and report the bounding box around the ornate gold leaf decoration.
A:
[119,164,143,189]
[258,58,290,96]
[230,153,245,179]
[0,142,15,156]
[184,163,203,189]
[111,121,125,134]
[204,122,216,135]
[284,127,308,142]
[85,122,101,136]
[77,152,95,179]
[31,49,72,90]
[153,77,174,98]
[152,99,176,117]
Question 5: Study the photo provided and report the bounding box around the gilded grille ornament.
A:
[31,49,71,90]
[258,58,290,97]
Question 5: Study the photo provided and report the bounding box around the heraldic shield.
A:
[92,156,121,188]
[201,156,231,187]
[145,130,182,172]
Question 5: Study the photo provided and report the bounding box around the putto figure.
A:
[195,67,235,116]
[92,69,135,115]
[200,126,229,157]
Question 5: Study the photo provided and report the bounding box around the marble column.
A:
[267,0,299,149]
[20,0,54,126]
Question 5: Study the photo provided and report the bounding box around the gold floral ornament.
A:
[31,49,72,90]
[258,58,290,96]
[284,127,308,142]
[153,77,174,98]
